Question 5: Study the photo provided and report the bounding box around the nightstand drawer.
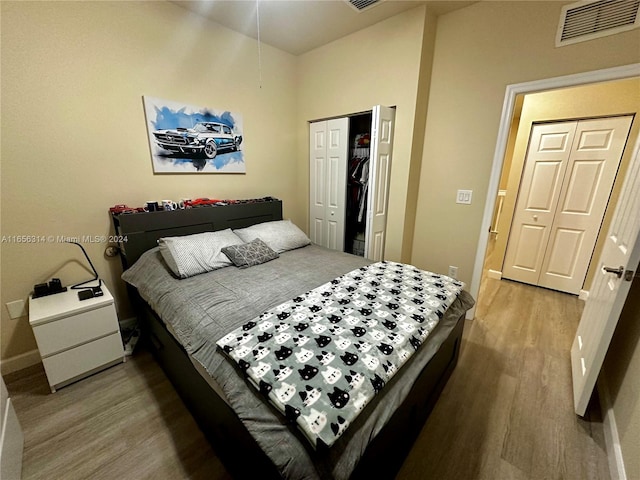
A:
[41,332,123,387]
[33,304,119,357]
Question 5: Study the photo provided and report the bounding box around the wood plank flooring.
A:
[6,277,610,480]
[398,277,610,480]
[5,353,231,480]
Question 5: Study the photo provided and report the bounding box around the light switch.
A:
[456,190,473,205]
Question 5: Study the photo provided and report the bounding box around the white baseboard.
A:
[597,375,627,480]
[487,269,502,280]
[0,349,41,376]
[579,289,589,301]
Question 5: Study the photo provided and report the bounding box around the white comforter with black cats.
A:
[122,244,474,479]
[217,261,464,448]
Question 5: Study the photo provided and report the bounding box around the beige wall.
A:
[296,5,436,263]
[490,78,640,289]
[0,1,298,366]
[412,1,640,286]
[499,96,524,192]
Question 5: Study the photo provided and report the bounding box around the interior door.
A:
[365,105,395,261]
[309,121,327,246]
[309,118,349,251]
[503,121,577,285]
[504,116,633,294]
[572,135,640,416]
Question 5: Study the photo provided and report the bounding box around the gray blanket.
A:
[122,245,475,479]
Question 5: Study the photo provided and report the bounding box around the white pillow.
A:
[234,220,310,253]
[158,229,244,278]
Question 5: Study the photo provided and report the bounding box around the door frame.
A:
[468,63,640,319]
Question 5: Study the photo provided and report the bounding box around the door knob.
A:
[532,215,538,221]
[602,265,624,278]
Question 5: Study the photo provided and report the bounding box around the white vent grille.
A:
[346,0,383,12]
[557,0,640,46]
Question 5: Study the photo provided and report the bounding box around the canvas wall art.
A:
[143,96,245,173]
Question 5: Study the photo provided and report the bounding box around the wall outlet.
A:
[6,299,27,319]
[448,266,458,279]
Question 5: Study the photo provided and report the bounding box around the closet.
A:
[309,106,395,261]
[502,115,633,295]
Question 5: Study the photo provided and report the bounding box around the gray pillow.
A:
[234,220,310,253]
[222,238,279,268]
[158,229,244,278]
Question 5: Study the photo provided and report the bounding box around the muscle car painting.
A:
[143,96,245,173]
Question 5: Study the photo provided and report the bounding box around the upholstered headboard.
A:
[112,198,283,269]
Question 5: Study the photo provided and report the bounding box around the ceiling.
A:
[170,0,476,55]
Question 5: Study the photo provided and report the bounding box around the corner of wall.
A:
[402,8,438,263]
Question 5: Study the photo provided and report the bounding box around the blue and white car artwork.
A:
[153,121,243,159]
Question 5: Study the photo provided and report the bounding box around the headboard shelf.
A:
[112,198,283,269]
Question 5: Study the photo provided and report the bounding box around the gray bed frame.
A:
[112,198,465,479]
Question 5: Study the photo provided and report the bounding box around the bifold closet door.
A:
[365,105,395,262]
[503,116,633,295]
[309,118,349,251]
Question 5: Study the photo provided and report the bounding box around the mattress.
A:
[122,244,474,479]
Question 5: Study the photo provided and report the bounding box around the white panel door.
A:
[309,121,327,246]
[504,116,632,294]
[309,118,349,251]
[539,116,633,293]
[365,105,395,261]
[503,122,577,284]
[326,118,349,251]
[572,136,640,416]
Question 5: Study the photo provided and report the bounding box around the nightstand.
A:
[29,284,125,393]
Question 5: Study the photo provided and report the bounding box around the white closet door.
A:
[309,118,349,251]
[503,116,632,295]
[309,121,328,246]
[365,106,395,261]
[539,116,633,293]
[503,121,577,286]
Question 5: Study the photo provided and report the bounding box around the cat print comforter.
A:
[217,261,464,449]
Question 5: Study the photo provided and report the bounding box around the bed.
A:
[113,198,474,479]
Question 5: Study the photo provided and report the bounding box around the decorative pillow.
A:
[233,220,310,253]
[221,238,279,268]
[158,229,244,278]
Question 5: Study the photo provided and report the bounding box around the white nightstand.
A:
[29,284,125,393]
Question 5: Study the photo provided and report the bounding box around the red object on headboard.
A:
[184,198,224,207]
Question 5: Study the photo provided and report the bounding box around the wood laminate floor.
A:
[6,276,610,480]
[398,276,609,480]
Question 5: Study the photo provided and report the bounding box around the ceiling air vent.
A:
[556,0,640,46]
[346,0,383,12]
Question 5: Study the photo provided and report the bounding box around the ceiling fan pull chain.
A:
[256,0,263,89]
